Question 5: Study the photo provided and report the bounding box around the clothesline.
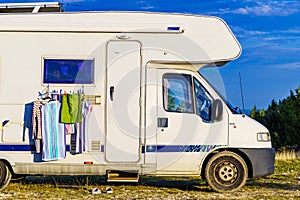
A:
[37,84,86,101]
[32,89,92,162]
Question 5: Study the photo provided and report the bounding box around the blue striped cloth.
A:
[41,101,66,161]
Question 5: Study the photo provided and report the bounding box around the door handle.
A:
[158,118,168,128]
[110,86,114,101]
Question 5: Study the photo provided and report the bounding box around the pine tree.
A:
[250,88,300,150]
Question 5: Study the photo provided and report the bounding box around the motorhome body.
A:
[0,11,274,192]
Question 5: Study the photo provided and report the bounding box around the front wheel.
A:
[205,151,248,192]
[0,161,12,190]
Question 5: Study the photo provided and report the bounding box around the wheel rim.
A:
[216,161,238,184]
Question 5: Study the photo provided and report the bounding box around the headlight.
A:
[257,132,271,142]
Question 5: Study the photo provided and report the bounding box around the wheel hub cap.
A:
[218,162,237,182]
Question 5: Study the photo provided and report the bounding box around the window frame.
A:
[42,57,95,85]
[193,77,214,122]
[162,73,194,114]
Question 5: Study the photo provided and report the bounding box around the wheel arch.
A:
[0,155,16,175]
[200,148,254,180]
[0,159,14,175]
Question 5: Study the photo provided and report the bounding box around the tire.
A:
[205,151,248,192]
[11,174,26,182]
[0,161,12,190]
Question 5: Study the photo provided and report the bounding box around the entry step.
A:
[107,170,139,182]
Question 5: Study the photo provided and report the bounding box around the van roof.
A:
[0,11,241,63]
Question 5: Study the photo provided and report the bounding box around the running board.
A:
[107,170,139,182]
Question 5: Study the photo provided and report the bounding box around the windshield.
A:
[198,67,242,114]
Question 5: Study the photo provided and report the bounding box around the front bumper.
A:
[240,148,275,178]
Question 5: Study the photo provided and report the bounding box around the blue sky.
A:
[1,0,299,109]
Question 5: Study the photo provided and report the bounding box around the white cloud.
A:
[141,5,154,10]
[209,0,300,16]
[233,5,297,16]
[279,28,300,34]
[231,25,300,55]
[231,26,269,38]
[275,62,300,70]
[135,0,154,10]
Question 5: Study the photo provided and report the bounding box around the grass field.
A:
[1,159,300,199]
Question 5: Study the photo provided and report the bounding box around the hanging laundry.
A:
[60,93,83,124]
[41,101,66,161]
[32,101,42,140]
[71,100,93,154]
[32,100,48,153]
[81,100,93,152]
[65,124,75,134]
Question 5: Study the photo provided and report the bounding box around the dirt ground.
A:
[1,159,299,199]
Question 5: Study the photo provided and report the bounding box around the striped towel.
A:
[41,101,66,161]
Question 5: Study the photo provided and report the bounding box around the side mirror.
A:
[212,99,223,122]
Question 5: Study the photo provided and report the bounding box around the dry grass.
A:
[276,148,297,160]
[1,159,299,199]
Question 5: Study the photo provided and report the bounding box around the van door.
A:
[105,40,142,162]
[154,69,228,172]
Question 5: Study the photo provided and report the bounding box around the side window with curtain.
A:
[194,78,213,121]
[43,59,94,84]
[163,74,194,113]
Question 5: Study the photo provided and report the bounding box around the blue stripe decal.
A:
[0,144,36,151]
[0,144,71,152]
[145,145,222,153]
[0,144,220,153]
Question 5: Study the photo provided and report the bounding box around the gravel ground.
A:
[1,159,299,199]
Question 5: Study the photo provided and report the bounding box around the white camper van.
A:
[0,3,274,192]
